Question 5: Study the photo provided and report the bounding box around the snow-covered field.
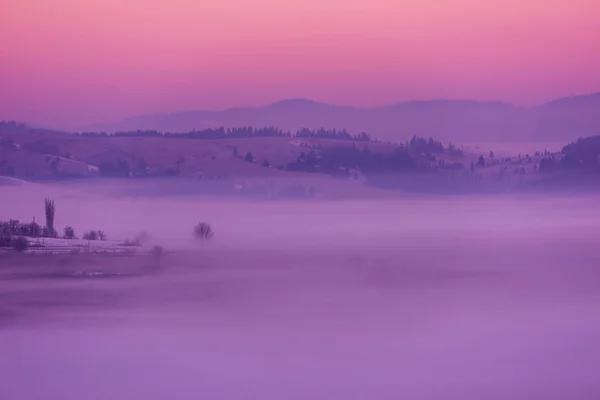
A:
[15,237,141,255]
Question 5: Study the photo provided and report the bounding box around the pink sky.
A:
[1,0,599,128]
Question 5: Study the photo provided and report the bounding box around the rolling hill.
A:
[84,93,600,143]
[6,121,600,195]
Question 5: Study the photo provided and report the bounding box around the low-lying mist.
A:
[1,180,600,399]
[2,179,599,249]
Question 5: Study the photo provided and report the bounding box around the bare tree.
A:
[193,223,214,240]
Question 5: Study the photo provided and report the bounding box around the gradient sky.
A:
[1,0,599,128]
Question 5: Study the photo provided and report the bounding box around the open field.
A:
[0,237,145,255]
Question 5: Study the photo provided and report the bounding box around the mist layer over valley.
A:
[2,181,600,399]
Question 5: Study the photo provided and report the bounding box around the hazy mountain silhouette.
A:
[87,93,600,142]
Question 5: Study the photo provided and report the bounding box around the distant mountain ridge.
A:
[86,93,600,142]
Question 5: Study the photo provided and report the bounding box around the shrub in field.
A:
[63,226,75,239]
[123,232,149,247]
[83,230,106,241]
[0,236,12,247]
[12,236,29,252]
[83,231,98,241]
[151,245,164,259]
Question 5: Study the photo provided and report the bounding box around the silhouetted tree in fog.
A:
[478,155,485,167]
[44,198,56,237]
[193,223,214,240]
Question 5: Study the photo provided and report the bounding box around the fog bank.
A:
[1,182,600,399]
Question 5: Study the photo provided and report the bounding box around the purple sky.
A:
[1,0,599,128]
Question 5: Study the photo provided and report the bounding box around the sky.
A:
[1,0,599,129]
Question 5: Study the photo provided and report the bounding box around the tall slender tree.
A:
[44,198,55,235]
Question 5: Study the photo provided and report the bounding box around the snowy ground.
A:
[3,236,147,255]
